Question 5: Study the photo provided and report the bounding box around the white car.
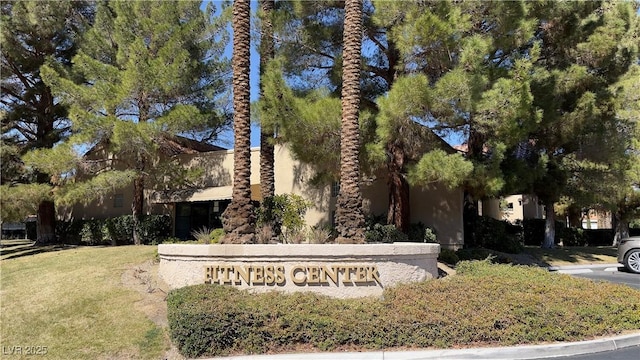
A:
[618,236,640,274]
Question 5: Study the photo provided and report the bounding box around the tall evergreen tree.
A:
[261,1,420,233]
[610,63,640,243]
[373,0,541,240]
[1,0,94,244]
[221,0,256,244]
[38,0,231,244]
[523,1,639,248]
[267,0,535,235]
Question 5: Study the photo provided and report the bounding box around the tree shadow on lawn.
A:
[523,246,618,267]
[0,239,92,261]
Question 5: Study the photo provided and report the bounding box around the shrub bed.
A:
[466,216,523,253]
[56,215,171,245]
[168,260,640,358]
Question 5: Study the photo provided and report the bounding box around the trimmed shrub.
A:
[522,218,546,246]
[455,248,513,264]
[407,221,438,243]
[438,248,459,265]
[136,215,172,244]
[523,221,614,247]
[56,220,85,244]
[557,227,586,246]
[365,223,408,243]
[583,229,614,246]
[364,215,436,243]
[257,194,312,242]
[167,261,640,358]
[522,218,569,246]
[80,219,109,245]
[55,215,171,245]
[467,216,523,254]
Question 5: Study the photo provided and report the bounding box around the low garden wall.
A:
[158,243,440,298]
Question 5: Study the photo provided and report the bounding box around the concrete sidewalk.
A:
[207,332,640,360]
[547,263,623,274]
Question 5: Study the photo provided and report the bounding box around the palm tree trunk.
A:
[222,0,256,244]
[335,0,365,244]
[259,0,276,243]
[259,0,275,200]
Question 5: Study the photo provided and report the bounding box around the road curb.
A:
[548,263,621,272]
[211,332,640,360]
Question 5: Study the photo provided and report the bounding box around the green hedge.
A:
[522,219,616,246]
[168,261,640,358]
[56,215,171,245]
[466,216,523,254]
[364,215,437,243]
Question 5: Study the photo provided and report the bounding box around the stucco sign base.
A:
[158,243,440,298]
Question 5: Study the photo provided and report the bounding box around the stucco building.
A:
[64,144,464,249]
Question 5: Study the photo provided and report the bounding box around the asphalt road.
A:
[572,267,640,290]
[531,267,640,360]
[549,345,640,360]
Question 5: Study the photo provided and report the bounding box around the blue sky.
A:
[206,1,262,149]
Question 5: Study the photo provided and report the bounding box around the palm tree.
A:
[258,0,277,243]
[335,0,365,244]
[221,0,256,244]
[259,0,275,200]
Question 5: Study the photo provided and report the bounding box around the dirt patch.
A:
[121,260,185,360]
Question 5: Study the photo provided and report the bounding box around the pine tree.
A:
[1,0,94,243]
[38,0,231,244]
[524,1,639,248]
[372,0,542,240]
[611,63,640,243]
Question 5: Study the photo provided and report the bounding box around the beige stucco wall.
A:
[63,144,464,248]
[272,145,463,249]
[480,198,501,219]
[359,173,463,249]
[63,147,260,220]
[172,147,262,189]
[522,195,544,220]
[502,195,525,224]
[272,145,334,228]
[481,194,544,224]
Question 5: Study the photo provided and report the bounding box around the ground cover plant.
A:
[168,260,640,358]
[0,243,167,359]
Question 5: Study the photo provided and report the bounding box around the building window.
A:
[506,202,514,211]
[113,194,124,208]
[331,182,340,198]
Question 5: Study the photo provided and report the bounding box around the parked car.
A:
[618,236,640,274]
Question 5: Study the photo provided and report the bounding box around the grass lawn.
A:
[0,241,167,359]
[522,245,619,266]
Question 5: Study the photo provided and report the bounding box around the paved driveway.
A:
[570,266,640,290]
